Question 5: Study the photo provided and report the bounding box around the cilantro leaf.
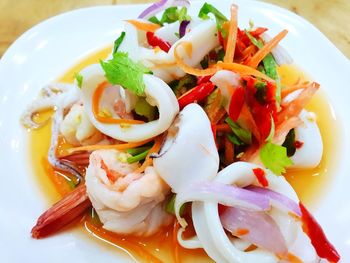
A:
[198,3,228,34]
[151,6,191,26]
[112,31,126,54]
[225,117,252,145]
[74,72,83,89]
[100,52,151,96]
[259,142,293,175]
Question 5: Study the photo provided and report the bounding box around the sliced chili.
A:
[252,168,268,187]
[228,86,245,121]
[299,202,340,263]
[178,82,215,109]
[146,31,171,52]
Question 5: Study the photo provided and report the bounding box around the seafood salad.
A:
[22,0,340,262]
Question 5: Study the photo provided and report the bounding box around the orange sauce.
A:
[29,48,339,262]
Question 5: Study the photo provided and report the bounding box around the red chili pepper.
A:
[228,86,245,121]
[299,202,340,262]
[250,27,268,38]
[218,31,226,51]
[210,123,218,149]
[252,168,268,187]
[177,82,215,110]
[294,141,304,149]
[146,32,171,52]
[197,75,213,85]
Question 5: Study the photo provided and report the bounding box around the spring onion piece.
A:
[225,117,252,144]
[138,0,190,20]
[112,31,126,54]
[165,194,186,215]
[74,72,83,89]
[126,146,152,156]
[127,149,150,164]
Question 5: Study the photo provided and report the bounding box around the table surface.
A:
[0,0,349,59]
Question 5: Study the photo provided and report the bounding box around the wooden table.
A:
[0,0,349,58]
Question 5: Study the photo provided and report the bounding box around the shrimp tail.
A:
[31,185,91,239]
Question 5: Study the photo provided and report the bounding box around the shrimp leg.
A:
[31,185,91,239]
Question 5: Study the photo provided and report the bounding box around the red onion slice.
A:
[247,186,301,217]
[179,20,190,38]
[175,181,270,227]
[138,0,190,20]
[221,206,288,254]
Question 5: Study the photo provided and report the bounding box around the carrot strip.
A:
[241,44,257,58]
[247,29,288,68]
[216,123,232,133]
[134,135,164,173]
[174,42,219,76]
[224,4,238,63]
[224,136,234,164]
[281,82,310,98]
[126,19,161,32]
[217,62,274,82]
[93,81,144,125]
[277,82,319,124]
[63,138,154,156]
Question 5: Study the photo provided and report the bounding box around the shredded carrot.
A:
[247,29,288,68]
[173,221,181,263]
[216,123,232,133]
[277,252,303,263]
[277,82,319,124]
[235,228,250,236]
[281,82,310,98]
[93,81,144,125]
[62,138,154,156]
[205,89,226,124]
[126,19,161,32]
[217,62,274,82]
[174,42,219,76]
[241,44,257,58]
[240,103,261,142]
[224,4,238,63]
[134,134,164,174]
[224,136,234,164]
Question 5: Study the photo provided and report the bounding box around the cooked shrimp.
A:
[60,104,102,146]
[85,149,172,236]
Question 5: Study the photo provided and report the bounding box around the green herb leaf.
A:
[282,129,296,157]
[198,3,228,35]
[160,6,191,24]
[260,142,293,175]
[135,97,156,121]
[100,52,151,96]
[113,31,126,54]
[225,117,252,145]
[148,16,162,25]
[74,72,83,89]
[254,81,267,104]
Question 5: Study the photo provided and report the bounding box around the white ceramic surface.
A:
[0,0,349,262]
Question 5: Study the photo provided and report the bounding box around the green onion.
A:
[225,117,252,145]
[90,208,102,225]
[127,146,151,156]
[127,149,150,164]
[165,194,186,215]
[227,133,245,146]
[113,31,126,54]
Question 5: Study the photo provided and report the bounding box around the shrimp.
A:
[85,149,172,236]
[60,104,103,146]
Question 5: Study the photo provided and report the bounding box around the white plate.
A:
[0,0,349,262]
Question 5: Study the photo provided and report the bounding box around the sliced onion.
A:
[179,20,190,38]
[138,0,190,20]
[247,186,301,217]
[221,206,288,254]
[175,181,270,227]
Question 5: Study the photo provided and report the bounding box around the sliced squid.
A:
[85,149,171,236]
[153,103,219,193]
[118,19,219,83]
[175,162,318,263]
[80,64,179,142]
[60,104,102,146]
[282,90,323,169]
